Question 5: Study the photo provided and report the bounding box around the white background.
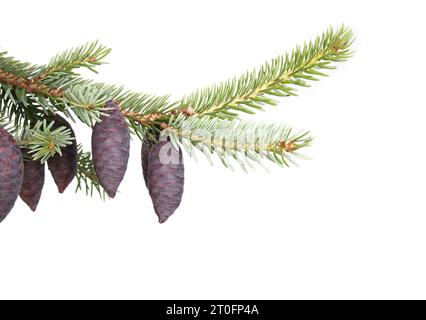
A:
[0,0,425,299]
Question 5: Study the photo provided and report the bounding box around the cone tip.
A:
[158,216,169,224]
[20,197,39,212]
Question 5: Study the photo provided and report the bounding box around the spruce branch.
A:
[35,41,111,80]
[0,42,112,126]
[0,66,65,98]
[0,50,38,78]
[0,26,354,180]
[167,114,312,171]
[176,25,354,119]
[0,44,172,134]
[0,26,355,224]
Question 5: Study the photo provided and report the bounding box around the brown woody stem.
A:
[0,68,64,98]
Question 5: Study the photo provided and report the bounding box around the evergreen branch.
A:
[0,50,172,132]
[0,66,64,98]
[0,25,353,161]
[35,41,111,80]
[177,25,354,119]
[0,50,38,78]
[0,43,171,134]
[75,144,106,198]
[167,114,313,171]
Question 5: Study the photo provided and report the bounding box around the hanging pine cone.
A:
[0,128,23,223]
[47,115,77,193]
[92,100,130,198]
[141,141,153,187]
[19,159,45,211]
[147,140,184,223]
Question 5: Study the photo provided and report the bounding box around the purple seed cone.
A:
[92,100,130,198]
[0,128,23,223]
[141,141,153,187]
[147,140,184,223]
[19,159,45,211]
[47,115,77,193]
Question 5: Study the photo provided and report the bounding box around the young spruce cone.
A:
[92,100,130,198]
[0,128,23,223]
[47,115,77,193]
[19,159,45,211]
[147,140,184,223]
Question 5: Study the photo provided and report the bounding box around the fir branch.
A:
[167,114,312,171]
[176,25,354,119]
[75,144,106,198]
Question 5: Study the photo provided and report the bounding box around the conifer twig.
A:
[176,26,354,119]
[167,114,313,171]
[34,41,111,80]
